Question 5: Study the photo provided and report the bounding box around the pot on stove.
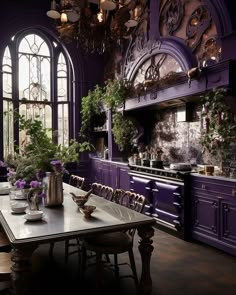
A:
[170,163,192,171]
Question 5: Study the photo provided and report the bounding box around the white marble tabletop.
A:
[0,183,154,245]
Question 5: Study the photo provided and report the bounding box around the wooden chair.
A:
[100,185,114,201]
[69,175,85,189]
[91,183,103,196]
[112,189,125,204]
[81,191,146,289]
[0,252,12,292]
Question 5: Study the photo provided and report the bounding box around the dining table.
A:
[0,182,156,295]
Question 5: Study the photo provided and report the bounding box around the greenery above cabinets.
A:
[200,88,236,162]
[80,79,137,156]
[112,112,137,156]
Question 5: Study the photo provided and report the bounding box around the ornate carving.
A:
[198,36,221,67]
[186,5,212,52]
[11,245,38,295]
[137,225,154,295]
[161,0,184,35]
[123,38,162,79]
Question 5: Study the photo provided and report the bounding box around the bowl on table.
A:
[11,202,28,214]
[24,210,44,221]
[79,205,96,218]
[71,193,88,207]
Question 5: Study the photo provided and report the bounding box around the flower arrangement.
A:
[3,112,80,191]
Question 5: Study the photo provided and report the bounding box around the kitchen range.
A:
[129,163,192,240]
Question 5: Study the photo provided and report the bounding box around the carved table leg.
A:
[10,245,38,295]
[137,225,154,295]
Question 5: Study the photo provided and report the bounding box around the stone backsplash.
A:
[149,104,234,166]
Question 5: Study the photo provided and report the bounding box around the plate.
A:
[11,202,28,214]
[0,183,11,195]
[14,195,27,200]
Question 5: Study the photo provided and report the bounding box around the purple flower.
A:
[30,180,42,188]
[7,170,16,177]
[50,160,62,166]
[50,160,63,174]
[37,192,46,199]
[0,160,6,167]
[36,170,46,180]
[15,179,26,189]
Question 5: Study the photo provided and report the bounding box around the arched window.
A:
[1,30,72,159]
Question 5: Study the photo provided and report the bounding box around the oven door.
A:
[152,181,184,231]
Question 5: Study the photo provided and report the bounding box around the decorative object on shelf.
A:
[46,0,148,54]
[187,66,202,87]
[200,88,236,172]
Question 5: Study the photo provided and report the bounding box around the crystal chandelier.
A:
[46,0,146,54]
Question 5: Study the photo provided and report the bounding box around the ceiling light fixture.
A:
[46,0,147,54]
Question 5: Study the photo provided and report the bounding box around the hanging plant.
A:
[200,88,236,162]
[112,112,137,156]
[103,79,130,111]
[80,84,106,140]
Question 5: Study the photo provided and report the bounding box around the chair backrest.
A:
[119,191,146,241]
[91,182,103,196]
[69,175,85,189]
[112,189,125,204]
[100,185,114,201]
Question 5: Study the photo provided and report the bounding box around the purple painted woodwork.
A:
[129,175,153,216]
[89,158,130,191]
[191,174,236,256]
[152,181,185,232]
[125,59,235,111]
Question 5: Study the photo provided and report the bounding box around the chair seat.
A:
[83,232,132,254]
[0,253,11,282]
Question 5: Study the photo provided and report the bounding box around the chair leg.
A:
[65,240,69,263]
[96,253,103,291]
[128,249,139,287]
[49,242,54,258]
[114,253,119,280]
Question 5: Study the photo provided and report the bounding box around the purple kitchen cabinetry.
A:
[90,158,130,191]
[90,158,102,184]
[129,167,189,239]
[191,175,236,256]
[129,175,153,217]
[152,181,185,232]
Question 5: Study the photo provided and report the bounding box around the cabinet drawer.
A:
[191,177,236,198]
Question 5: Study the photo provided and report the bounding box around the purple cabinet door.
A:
[101,162,111,186]
[90,159,102,183]
[118,166,130,191]
[152,181,184,230]
[129,175,153,216]
[192,192,219,240]
[220,199,236,255]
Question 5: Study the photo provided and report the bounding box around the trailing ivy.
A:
[112,112,137,156]
[200,88,236,161]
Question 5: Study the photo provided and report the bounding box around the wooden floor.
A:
[24,227,236,295]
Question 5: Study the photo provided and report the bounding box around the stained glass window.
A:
[1,31,71,159]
